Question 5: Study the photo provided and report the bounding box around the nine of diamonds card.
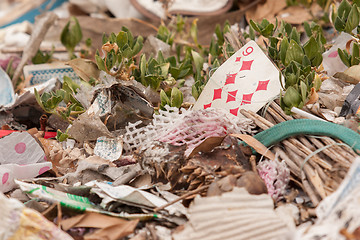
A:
[193,40,284,117]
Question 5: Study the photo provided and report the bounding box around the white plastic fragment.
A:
[122,106,255,156]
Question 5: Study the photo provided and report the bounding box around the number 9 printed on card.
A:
[194,40,284,117]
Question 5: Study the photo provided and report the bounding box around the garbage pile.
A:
[2,0,360,239]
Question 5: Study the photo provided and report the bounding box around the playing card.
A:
[23,62,79,86]
[193,40,283,117]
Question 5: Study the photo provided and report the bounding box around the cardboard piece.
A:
[193,40,283,117]
[61,212,138,240]
[173,187,291,240]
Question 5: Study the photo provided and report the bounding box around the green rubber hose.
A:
[242,119,360,154]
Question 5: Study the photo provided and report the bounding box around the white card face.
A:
[193,40,283,117]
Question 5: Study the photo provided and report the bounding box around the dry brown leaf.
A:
[276,6,313,25]
[187,136,226,158]
[61,212,138,240]
[66,58,100,83]
[231,134,276,160]
[334,65,360,84]
[306,87,319,105]
[243,0,287,23]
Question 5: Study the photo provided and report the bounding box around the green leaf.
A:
[338,0,352,18]
[285,73,298,88]
[345,4,360,33]
[190,19,199,46]
[158,63,170,77]
[303,21,312,37]
[282,86,302,108]
[334,17,346,32]
[300,80,308,103]
[160,89,170,108]
[95,54,106,71]
[34,88,45,111]
[215,24,224,45]
[303,36,323,67]
[157,51,165,64]
[116,31,128,47]
[170,87,183,108]
[32,50,52,64]
[284,21,293,36]
[60,17,83,53]
[313,74,322,91]
[302,55,311,67]
[352,42,360,65]
[85,38,92,47]
[102,33,108,44]
[140,54,147,85]
[191,50,204,73]
[63,76,80,93]
[250,20,261,34]
[192,85,199,100]
[338,48,351,67]
[261,22,274,37]
[131,36,143,56]
[280,37,289,64]
[289,27,300,44]
[285,40,304,65]
[56,129,69,142]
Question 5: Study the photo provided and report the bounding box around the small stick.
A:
[57,202,62,227]
[250,155,258,174]
[154,185,209,212]
[309,136,350,167]
[302,172,320,206]
[275,147,301,177]
[266,106,288,123]
[12,12,58,86]
[269,102,293,121]
[240,109,270,130]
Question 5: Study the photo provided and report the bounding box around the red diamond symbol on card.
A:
[225,73,237,85]
[203,103,212,109]
[226,90,238,103]
[255,80,270,91]
[241,93,254,105]
[239,60,254,71]
[235,57,241,62]
[213,88,222,101]
[230,107,239,116]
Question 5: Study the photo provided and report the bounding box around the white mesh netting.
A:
[123,106,256,156]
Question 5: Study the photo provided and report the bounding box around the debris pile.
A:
[1,0,360,239]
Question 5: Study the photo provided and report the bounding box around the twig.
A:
[154,185,208,212]
[12,12,58,86]
[57,202,62,227]
[131,18,159,31]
